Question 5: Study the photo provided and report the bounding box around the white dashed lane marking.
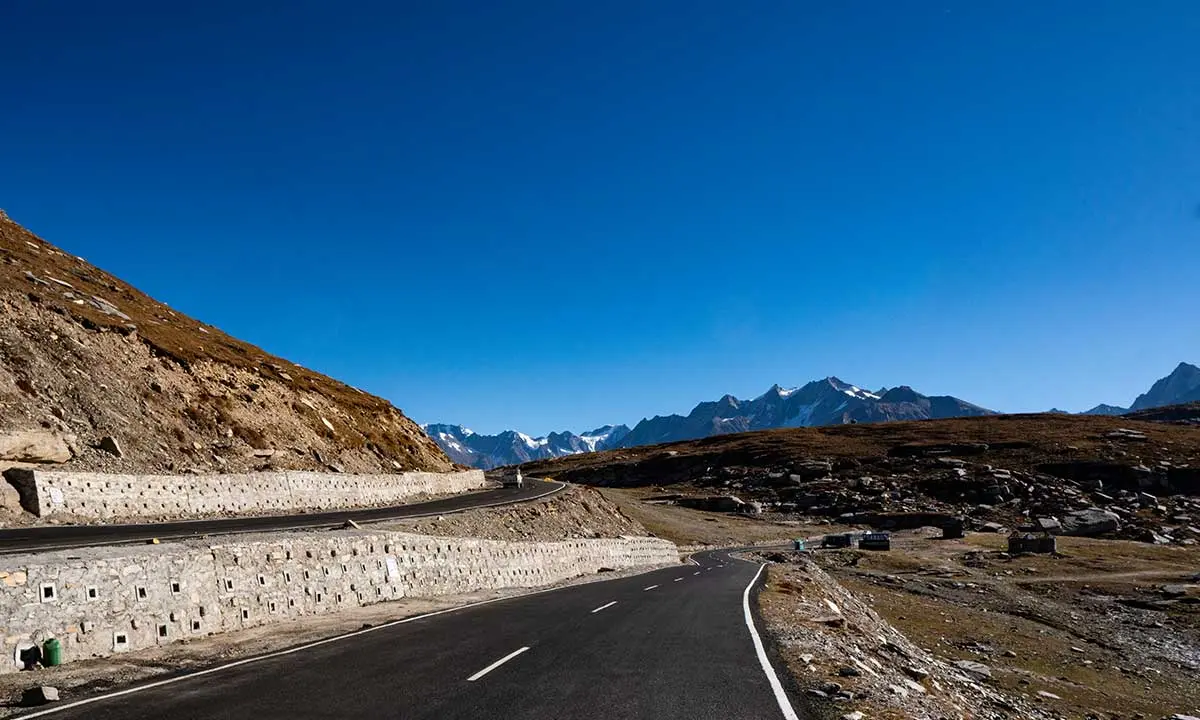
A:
[643,585,658,591]
[591,601,617,614]
[467,647,530,682]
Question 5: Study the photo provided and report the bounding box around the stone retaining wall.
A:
[0,530,678,672]
[2,469,486,521]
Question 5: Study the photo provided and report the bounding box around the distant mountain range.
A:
[422,423,630,470]
[1079,362,1200,416]
[429,362,1200,469]
[425,376,992,469]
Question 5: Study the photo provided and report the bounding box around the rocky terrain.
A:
[789,532,1200,718]
[525,413,1200,546]
[757,550,1061,720]
[0,212,451,484]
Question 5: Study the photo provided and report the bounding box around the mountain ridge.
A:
[429,376,993,469]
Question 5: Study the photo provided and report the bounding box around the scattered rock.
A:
[21,686,59,706]
[97,436,123,458]
[903,666,930,681]
[1061,508,1121,536]
[837,666,860,677]
[952,659,992,680]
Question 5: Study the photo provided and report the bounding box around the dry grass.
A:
[597,487,836,547]
[523,412,1200,487]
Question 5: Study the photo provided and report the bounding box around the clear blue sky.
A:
[3,1,1198,435]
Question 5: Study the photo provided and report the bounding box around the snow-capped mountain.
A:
[421,423,630,470]
[426,376,991,468]
[617,377,991,448]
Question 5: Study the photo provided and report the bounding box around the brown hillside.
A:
[0,211,451,475]
[523,412,1200,487]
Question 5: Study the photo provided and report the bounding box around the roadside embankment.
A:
[1,527,677,674]
[3,468,485,522]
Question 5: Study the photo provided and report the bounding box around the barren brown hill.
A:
[523,412,1200,486]
[0,211,451,476]
[1125,401,1200,426]
[526,413,1200,543]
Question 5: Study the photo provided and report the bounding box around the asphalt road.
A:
[0,479,565,554]
[17,549,810,720]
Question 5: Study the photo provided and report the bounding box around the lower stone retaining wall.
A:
[2,469,486,521]
[0,530,678,671]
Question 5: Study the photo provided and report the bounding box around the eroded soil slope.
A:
[0,212,450,477]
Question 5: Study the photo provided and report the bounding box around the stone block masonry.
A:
[2,469,485,521]
[0,529,679,672]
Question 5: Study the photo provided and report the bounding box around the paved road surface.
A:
[0,479,564,554]
[17,549,809,720]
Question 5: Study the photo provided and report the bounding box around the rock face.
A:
[0,214,451,475]
[1061,508,1121,536]
[0,431,72,464]
[1130,362,1200,411]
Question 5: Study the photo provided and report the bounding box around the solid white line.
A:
[743,563,801,720]
[591,601,618,614]
[643,584,658,591]
[467,646,530,682]
[15,554,669,719]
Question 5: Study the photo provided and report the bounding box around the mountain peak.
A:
[1130,361,1200,411]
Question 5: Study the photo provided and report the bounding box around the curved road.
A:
[15,549,811,720]
[0,478,565,554]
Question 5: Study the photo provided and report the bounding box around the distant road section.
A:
[0,478,565,554]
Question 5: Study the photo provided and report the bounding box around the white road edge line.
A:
[743,563,801,720]
[14,552,672,719]
[643,584,658,591]
[467,646,530,682]
[590,601,618,614]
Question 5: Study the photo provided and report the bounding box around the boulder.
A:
[952,660,992,680]
[1061,508,1121,536]
[0,432,72,464]
[21,686,59,706]
[1035,517,1062,534]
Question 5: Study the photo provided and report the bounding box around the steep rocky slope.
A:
[0,211,451,476]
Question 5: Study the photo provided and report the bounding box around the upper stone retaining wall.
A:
[0,529,678,672]
[2,469,486,521]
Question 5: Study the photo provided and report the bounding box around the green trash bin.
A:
[42,638,62,667]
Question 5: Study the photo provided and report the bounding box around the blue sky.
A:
[2,1,1197,435]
